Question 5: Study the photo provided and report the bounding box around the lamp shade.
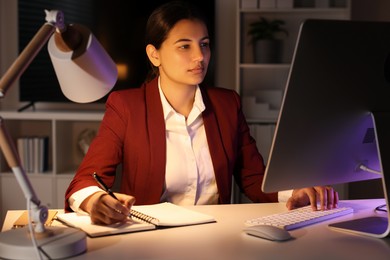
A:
[48,24,117,103]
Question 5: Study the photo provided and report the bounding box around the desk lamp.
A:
[0,10,117,259]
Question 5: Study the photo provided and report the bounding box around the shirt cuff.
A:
[278,189,293,202]
[68,186,103,213]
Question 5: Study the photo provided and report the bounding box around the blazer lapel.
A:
[201,89,231,203]
[144,79,166,201]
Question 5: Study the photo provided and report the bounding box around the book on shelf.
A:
[56,202,216,237]
[16,136,48,173]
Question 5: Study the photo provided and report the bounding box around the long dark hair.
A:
[144,0,210,82]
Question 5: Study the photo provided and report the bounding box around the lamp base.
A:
[0,226,87,259]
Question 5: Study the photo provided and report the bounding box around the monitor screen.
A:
[261,19,390,237]
[262,19,390,194]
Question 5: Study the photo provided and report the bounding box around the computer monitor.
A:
[262,19,390,238]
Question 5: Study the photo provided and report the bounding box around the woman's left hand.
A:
[286,186,339,211]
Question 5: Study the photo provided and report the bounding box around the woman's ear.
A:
[146,44,160,67]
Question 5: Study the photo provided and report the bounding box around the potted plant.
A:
[248,17,288,63]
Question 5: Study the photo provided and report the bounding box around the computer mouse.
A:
[243,225,293,241]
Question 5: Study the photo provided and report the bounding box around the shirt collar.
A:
[158,77,205,121]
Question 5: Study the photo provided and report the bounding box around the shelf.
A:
[240,63,290,69]
[0,110,105,221]
[240,7,348,13]
[0,171,54,176]
[0,110,104,175]
[246,118,278,124]
[0,110,104,121]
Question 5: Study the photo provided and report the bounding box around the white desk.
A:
[2,199,390,260]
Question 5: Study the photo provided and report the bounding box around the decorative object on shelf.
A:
[242,96,280,120]
[248,17,288,63]
[242,89,283,120]
[77,128,96,155]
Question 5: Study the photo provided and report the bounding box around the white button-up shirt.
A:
[159,82,218,205]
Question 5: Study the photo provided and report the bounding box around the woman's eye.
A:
[180,44,190,49]
[201,42,209,48]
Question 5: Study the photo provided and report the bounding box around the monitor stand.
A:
[329,112,390,238]
[18,101,36,112]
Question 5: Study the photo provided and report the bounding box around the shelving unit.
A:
[233,0,350,203]
[236,0,350,159]
[0,111,104,222]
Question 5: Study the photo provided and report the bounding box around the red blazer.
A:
[65,78,277,212]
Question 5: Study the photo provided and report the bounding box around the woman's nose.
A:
[193,46,205,61]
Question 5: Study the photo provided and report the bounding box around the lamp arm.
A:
[0,23,56,97]
[0,117,48,233]
[0,10,67,97]
[0,11,65,232]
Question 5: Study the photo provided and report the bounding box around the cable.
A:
[375,204,387,212]
[358,165,386,213]
[358,164,382,175]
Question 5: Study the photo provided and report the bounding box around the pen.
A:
[92,172,132,218]
[92,172,118,200]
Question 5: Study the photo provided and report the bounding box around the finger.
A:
[326,186,334,209]
[317,186,328,210]
[286,197,295,210]
[90,202,115,225]
[286,190,305,210]
[115,193,136,212]
[95,194,129,224]
[90,209,119,225]
[103,195,131,217]
[115,193,135,216]
[306,188,319,211]
[333,190,339,208]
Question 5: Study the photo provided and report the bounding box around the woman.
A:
[65,1,338,225]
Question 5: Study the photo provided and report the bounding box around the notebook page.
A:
[56,212,156,237]
[131,202,216,227]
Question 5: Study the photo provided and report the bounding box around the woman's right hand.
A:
[80,191,136,225]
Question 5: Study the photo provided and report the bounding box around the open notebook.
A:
[56,202,216,237]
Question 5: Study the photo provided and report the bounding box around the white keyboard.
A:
[245,206,353,230]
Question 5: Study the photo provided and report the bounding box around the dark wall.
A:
[18,0,215,103]
[351,0,390,21]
